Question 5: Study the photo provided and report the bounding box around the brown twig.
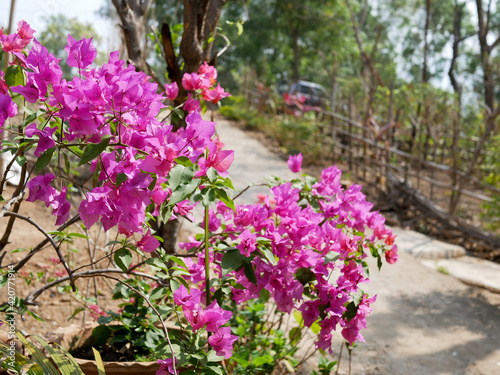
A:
[3,211,76,291]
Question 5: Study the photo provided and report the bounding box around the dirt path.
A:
[213,114,500,375]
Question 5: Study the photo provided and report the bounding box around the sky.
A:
[0,0,117,51]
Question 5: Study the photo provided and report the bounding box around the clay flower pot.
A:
[46,323,160,375]
[73,358,158,375]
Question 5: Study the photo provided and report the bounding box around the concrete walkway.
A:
[213,113,500,375]
[215,113,500,294]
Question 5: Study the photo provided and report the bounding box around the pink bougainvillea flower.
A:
[384,245,399,264]
[236,229,257,256]
[136,229,160,253]
[196,142,234,177]
[17,20,35,41]
[203,301,232,332]
[26,174,57,205]
[173,284,203,309]
[165,82,179,100]
[184,303,206,332]
[201,84,230,104]
[198,61,217,85]
[287,153,303,173]
[181,72,211,91]
[50,187,71,225]
[0,93,18,127]
[64,35,97,69]
[55,269,68,278]
[298,300,321,327]
[183,94,200,113]
[0,71,8,95]
[88,304,106,320]
[0,21,35,52]
[156,358,177,375]
[208,326,238,359]
[25,123,57,156]
[171,199,196,222]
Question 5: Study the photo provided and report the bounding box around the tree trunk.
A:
[291,26,300,82]
[111,0,153,72]
[422,0,431,84]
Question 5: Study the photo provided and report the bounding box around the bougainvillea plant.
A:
[0,21,398,374]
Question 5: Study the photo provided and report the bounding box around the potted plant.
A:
[0,21,398,375]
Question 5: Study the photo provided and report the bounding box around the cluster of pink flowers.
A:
[178,156,398,351]
[26,174,70,225]
[173,285,237,359]
[0,20,35,53]
[0,20,24,128]
[88,304,107,320]
[1,26,234,252]
[182,62,230,104]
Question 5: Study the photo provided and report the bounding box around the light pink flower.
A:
[287,153,303,173]
[208,326,238,359]
[165,82,179,100]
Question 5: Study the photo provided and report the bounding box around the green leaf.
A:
[68,307,84,321]
[169,165,195,191]
[92,325,111,347]
[32,336,84,375]
[253,355,274,366]
[97,316,114,325]
[288,327,302,345]
[205,365,224,375]
[114,248,132,272]
[35,148,54,172]
[361,260,370,278]
[149,287,167,301]
[236,22,244,36]
[174,156,193,167]
[231,355,249,368]
[16,155,27,167]
[70,145,84,157]
[221,248,245,276]
[27,310,45,322]
[214,188,235,211]
[324,251,340,265]
[63,151,70,174]
[201,187,216,207]
[166,255,188,270]
[206,167,218,183]
[343,301,358,322]
[244,262,257,285]
[78,136,111,166]
[311,320,321,334]
[220,177,235,190]
[146,258,168,271]
[169,179,201,205]
[16,332,60,375]
[260,247,277,266]
[5,65,24,87]
[116,173,127,186]
[293,310,304,327]
[92,348,106,375]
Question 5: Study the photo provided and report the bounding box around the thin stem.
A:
[4,214,81,272]
[335,341,343,375]
[23,268,164,304]
[204,205,210,306]
[3,211,75,291]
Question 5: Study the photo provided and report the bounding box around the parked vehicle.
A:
[286,80,328,108]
